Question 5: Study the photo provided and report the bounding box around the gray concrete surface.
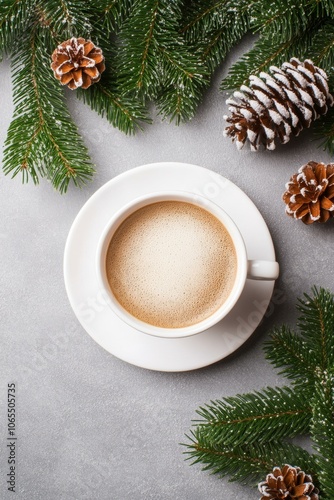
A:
[1,38,333,499]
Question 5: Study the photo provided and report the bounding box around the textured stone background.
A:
[1,38,334,499]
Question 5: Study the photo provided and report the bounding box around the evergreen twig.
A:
[220,31,312,91]
[296,287,334,372]
[311,371,334,498]
[194,386,311,447]
[314,106,334,155]
[184,288,334,495]
[184,431,317,485]
[34,0,94,39]
[3,0,334,190]
[3,28,94,192]
[307,19,334,70]
[117,0,209,123]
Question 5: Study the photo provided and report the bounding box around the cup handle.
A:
[247,260,279,281]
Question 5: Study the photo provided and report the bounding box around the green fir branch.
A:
[184,431,316,485]
[311,371,334,499]
[313,105,334,155]
[117,0,161,97]
[185,288,334,490]
[193,386,311,447]
[182,0,250,72]
[221,32,311,91]
[34,0,93,39]
[156,1,209,121]
[299,18,334,154]
[264,326,317,386]
[296,287,334,373]
[309,0,334,17]
[155,1,209,122]
[182,0,227,35]
[76,80,150,134]
[3,28,94,193]
[0,0,35,56]
[156,76,204,124]
[97,0,135,34]
[198,22,247,73]
[75,25,150,132]
[250,0,311,39]
[156,43,209,123]
[307,19,334,73]
[3,1,334,188]
[117,0,209,122]
[182,0,249,39]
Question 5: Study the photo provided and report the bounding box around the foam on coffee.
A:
[105,201,237,328]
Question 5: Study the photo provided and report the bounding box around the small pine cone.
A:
[283,161,334,224]
[51,37,105,90]
[258,464,319,500]
[224,58,334,151]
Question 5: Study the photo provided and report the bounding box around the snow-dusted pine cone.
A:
[258,464,319,500]
[51,37,105,90]
[224,58,334,151]
[283,161,334,224]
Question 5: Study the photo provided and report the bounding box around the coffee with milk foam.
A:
[105,201,237,328]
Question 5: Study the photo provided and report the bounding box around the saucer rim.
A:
[64,162,277,372]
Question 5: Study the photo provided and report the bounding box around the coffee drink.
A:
[105,201,237,328]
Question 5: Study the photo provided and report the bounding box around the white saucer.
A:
[64,163,277,372]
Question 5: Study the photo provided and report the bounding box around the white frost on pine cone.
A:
[224,58,334,151]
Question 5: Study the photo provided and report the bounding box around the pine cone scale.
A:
[51,53,68,66]
[80,57,96,68]
[296,205,312,220]
[83,40,95,55]
[60,73,73,85]
[321,196,334,210]
[310,201,320,221]
[90,51,104,64]
[293,193,310,204]
[85,66,99,79]
[58,61,75,74]
[82,73,93,89]
[315,163,327,180]
[291,483,314,497]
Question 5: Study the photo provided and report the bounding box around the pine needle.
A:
[0,0,35,56]
[3,28,94,193]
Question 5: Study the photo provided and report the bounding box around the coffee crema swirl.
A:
[105,201,237,328]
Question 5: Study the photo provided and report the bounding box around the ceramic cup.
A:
[96,191,279,338]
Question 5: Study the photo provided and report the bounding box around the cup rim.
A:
[95,191,248,338]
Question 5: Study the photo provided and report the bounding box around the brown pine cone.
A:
[283,161,334,224]
[224,58,333,151]
[51,37,105,90]
[258,464,319,500]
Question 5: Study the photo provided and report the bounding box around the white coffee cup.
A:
[96,191,279,338]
